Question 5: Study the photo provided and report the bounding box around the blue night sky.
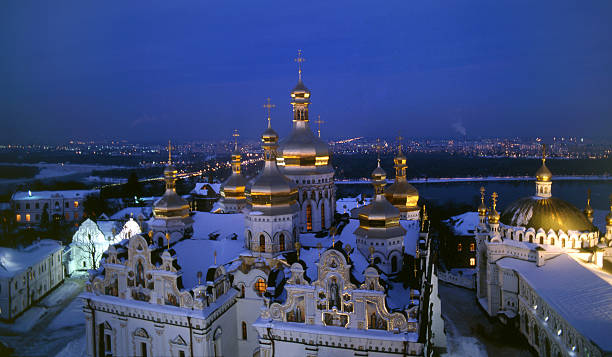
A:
[2,1,612,143]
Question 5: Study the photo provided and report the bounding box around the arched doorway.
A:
[306,204,312,231]
[391,255,398,272]
[259,235,266,252]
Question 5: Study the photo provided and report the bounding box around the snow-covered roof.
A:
[11,189,98,201]
[496,254,612,351]
[0,240,62,278]
[110,206,152,220]
[191,183,221,196]
[446,211,479,236]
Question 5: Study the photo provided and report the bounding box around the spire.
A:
[168,140,172,165]
[295,49,305,81]
[394,135,407,181]
[231,129,242,175]
[263,97,276,128]
[371,139,386,196]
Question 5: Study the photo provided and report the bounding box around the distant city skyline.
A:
[3,1,612,144]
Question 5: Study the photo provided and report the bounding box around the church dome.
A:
[536,162,552,182]
[153,190,190,219]
[500,196,595,232]
[221,174,247,198]
[384,181,419,211]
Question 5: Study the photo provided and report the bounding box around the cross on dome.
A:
[295,49,306,80]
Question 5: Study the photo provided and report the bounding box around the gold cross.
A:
[542,143,547,163]
[315,115,324,138]
[263,97,276,126]
[491,192,498,211]
[397,135,403,152]
[376,138,382,163]
[295,49,306,80]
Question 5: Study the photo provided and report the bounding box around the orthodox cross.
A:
[197,271,202,285]
[368,246,375,264]
[480,186,486,205]
[491,192,498,212]
[587,188,591,206]
[165,232,170,250]
[232,129,240,150]
[397,135,403,152]
[315,115,324,138]
[375,138,382,164]
[541,143,547,164]
[263,97,276,127]
[295,242,301,260]
[295,49,305,80]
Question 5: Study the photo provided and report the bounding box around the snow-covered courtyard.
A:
[0,276,87,357]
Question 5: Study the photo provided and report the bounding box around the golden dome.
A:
[277,121,331,174]
[154,142,190,219]
[500,196,595,232]
[246,118,298,213]
[536,162,552,182]
[354,161,405,238]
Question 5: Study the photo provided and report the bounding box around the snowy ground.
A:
[438,282,534,357]
[0,276,87,357]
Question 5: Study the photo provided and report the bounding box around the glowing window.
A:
[26,214,31,222]
[469,258,476,266]
[457,243,462,252]
[470,243,475,252]
[16,214,21,222]
[74,201,79,208]
[254,278,266,296]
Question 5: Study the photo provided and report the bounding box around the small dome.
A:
[262,126,278,142]
[164,164,177,176]
[221,173,247,199]
[290,79,311,104]
[500,196,595,232]
[371,164,386,181]
[153,191,189,219]
[536,162,552,182]
[488,208,500,224]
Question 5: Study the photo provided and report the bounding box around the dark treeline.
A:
[332,153,612,180]
[0,165,40,179]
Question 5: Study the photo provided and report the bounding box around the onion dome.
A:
[154,141,190,219]
[354,160,406,238]
[536,144,552,182]
[583,189,594,222]
[478,187,488,216]
[221,132,247,201]
[487,192,500,225]
[384,143,419,212]
[246,115,298,214]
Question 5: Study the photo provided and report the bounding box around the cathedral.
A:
[475,147,612,357]
[80,53,447,357]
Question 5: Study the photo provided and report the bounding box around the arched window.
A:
[306,204,312,231]
[279,233,285,251]
[321,203,325,229]
[259,235,266,252]
[241,321,247,340]
[391,255,398,272]
[247,231,252,249]
[254,278,266,296]
[374,257,381,265]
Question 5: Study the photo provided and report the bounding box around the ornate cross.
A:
[315,115,324,138]
[232,129,240,150]
[295,49,306,80]
[165,232,170,250]
[491,192,498,211]
[397,135,403,152]
[263,97,276,126]
[168,140,172,164]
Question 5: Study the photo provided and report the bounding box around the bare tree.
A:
[75,233,102,270]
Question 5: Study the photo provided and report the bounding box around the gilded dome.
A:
[500,196,595,232]
[536,162,552,182]
[221,173,247,199]
[153,191,190,219]
[246,120,298,214]
[277,118,332,175]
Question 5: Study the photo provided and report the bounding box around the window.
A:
[457,243,462,252]
[259,235,266,253]
[65,202,69,208]
[321,203,325,228]
[179,351,185,357]
[469,258,476,266]
[35,214,40,221]
[104,334,112,356]
[35,203,39,209]
[16,214,21,222]
[16,203,20,210]
[25,203,30,209]
[254,278,266,296]
[74,201,79,208]
[470,243,475,252]
[26,214,31,222]
[279,233,285,251]
[241,321,247,340]
[74,212,79,220]
[65,213,70,220]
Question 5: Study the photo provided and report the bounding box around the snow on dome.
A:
[119,217,141,240]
